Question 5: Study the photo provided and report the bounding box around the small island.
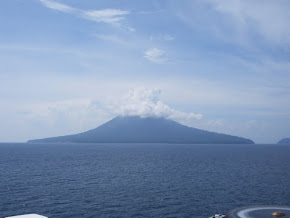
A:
[277,138,290,144]
[28,116,254,144]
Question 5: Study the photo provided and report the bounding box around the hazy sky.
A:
[1,0,290,143]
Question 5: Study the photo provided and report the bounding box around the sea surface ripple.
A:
[0,143,289,217]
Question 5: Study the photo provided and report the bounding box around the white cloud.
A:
[82,9,130,24]
[144,48,166,63]
[174,0,290,46]
[108,87,203,122]
[39,0,75,13]
[208,0,290,44]
[127,27,136,32]
[39,0,130,26]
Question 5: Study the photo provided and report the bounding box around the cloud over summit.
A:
[109,88,202,121]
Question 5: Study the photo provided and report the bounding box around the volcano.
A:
[28,116,254,144]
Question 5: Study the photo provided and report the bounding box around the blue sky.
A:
[1,0,290,143]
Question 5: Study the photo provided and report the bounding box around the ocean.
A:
[0,143,289,217]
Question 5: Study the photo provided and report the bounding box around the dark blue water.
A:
[0,143,289,218]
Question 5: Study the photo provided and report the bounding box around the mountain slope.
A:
[28,116,254,144]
